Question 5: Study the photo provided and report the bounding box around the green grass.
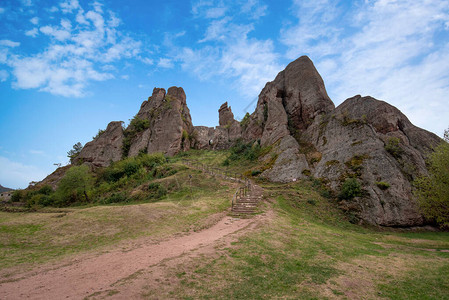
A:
[2,150,449,299]
[150,180,449,299]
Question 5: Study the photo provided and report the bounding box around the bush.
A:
[414,129,449,228]
[338,178,362,200]
[147,182,167,199]
[101,193,127,204]
[375,181,390,190]
[251,170,262,176]
[385,137,404,159]
[122,116,151,158]
[11,190,25,202]
[227,139,261,163]
[38,185,53,195]
[240,112,251,129]
[53,165,94,206]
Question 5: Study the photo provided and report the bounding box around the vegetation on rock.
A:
[67,142,83,164]
[414,128,449,228]
[338,178,362,200]
[385,137,404,159]
[122,116,150,158]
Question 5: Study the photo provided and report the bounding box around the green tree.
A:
[414,128,449,228]
[67,142,83,164]
[54,165,93,206]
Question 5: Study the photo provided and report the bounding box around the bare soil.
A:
[0,209,271,299]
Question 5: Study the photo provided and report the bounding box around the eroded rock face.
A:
[241,56,439,227]
[218,102,235,127]
[299,96,440,226]
[129,87,195,157]
[75,121,124,167]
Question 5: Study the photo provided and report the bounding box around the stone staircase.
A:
[230,184,263,217]
[182,159,263,217]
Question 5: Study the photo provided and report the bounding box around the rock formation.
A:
[128,87,195,156]
[75,87,195,167]
[75,121,124,167]
[239,56,440,227]
[193,102,242,150]
[55,55,441,227]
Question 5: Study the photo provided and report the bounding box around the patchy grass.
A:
[147,180,449,299]
[2,150,449,299]
[0,169,234,271]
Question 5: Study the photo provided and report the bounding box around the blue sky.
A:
[1,0,448,189]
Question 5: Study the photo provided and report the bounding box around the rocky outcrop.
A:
[75,121,124,167]
[299,95,441,226]
[129,87,195,156]
[239,55,439,227]
[51,55,440,227]
[193,102,242,150]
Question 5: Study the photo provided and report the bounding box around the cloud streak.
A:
[0,156,48,189]
[282,0,449,135]
[179,0,280,98]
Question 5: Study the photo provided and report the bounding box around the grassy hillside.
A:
[144,180,449,299]
[1,148,449,298]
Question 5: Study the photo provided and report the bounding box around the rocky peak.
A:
[272,55,334,130]
[218,102,236,127]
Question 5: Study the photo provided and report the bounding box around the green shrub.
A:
[122,116,151,158]
[385,137,404,159]
[302,169,311,176]
[124,161,139,177]
[251,170,262,176]
[147,182,167,199]
[53,165,94,206]
[11,190,25,202]
[102,193,127,204]
[38,185,53,195]
[414,130,449,228]
[375,181,390,190]
[240,112,251,129]
[93,129,105,140]
[227,139,261,162]
[338,178,362,200]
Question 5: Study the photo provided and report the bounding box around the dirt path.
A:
[0,206,270,299]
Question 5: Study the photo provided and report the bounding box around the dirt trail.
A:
[0,208,269,299]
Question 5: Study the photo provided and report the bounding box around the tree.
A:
[54,165,93,206]
[414,127,449,228]
[67,142,83,164]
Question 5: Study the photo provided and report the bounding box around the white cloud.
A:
[241,0,267,19]
[0,70,8,82]
[60,0,80,14]
[0,156,48,189]
[121,74,129,80]
[140,57,154,65]
[40,25,71,41]
[30,16,39,25]
[158,58,174,69]
[282,0,449,136]
[2,1,145,97]
[179,7,280,98]
[0,7,5,14]
[0,40,20,47]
